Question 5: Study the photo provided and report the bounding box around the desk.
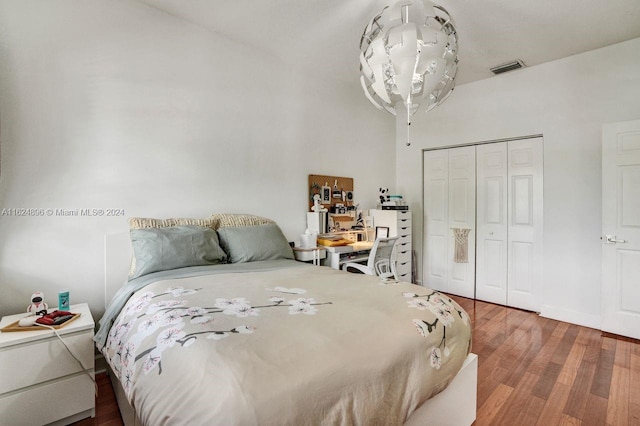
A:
[322,242,374,269]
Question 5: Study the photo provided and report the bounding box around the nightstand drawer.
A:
[0,330,94,395]
[0,370,95,426]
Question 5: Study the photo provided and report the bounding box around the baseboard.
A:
[539,304,601,330]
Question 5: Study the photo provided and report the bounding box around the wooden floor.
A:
[451,295,640,426]
[74,297,639,426]
[71,373,123,426]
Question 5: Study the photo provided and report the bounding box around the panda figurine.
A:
[379,187,390,205]
[27,291,48,316]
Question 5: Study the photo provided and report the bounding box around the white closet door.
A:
[601,120,640,339]
[507,138,543,311]
[423,150,449,292]
[447,146,476,298]
[424,147,476,297]
[476,142,508,305]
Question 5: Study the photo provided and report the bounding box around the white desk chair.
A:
[342,237,399,281]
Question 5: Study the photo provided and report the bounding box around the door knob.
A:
[604,235,627,244]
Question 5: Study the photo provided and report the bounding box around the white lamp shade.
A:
[359,0,458,117]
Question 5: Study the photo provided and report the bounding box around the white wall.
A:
[397,37,640,329]
[0,0,395,318]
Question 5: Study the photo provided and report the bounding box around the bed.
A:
[98,215,477,425]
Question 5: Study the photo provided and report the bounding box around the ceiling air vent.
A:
[490,60,526,75]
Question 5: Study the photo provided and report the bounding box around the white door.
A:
[507,138,543,311]
[423,147,476,298]
[476,142,508,305]
[447,146,476,298]
[602,119,640,339]
[423,149,449,292]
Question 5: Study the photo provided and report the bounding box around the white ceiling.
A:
[137,0,640,86]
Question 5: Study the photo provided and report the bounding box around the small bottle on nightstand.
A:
[58,290,70,310]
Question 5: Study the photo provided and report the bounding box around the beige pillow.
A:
[129,217,219,230]
[209,213,275,228]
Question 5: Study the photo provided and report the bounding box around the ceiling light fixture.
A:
[359,0,458,146]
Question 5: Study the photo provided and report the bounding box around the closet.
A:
[423,137,543,311]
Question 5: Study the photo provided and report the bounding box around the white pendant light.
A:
[359,0,458,146]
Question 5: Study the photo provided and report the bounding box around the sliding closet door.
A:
[424,138,542,309]
[447,146,476,298]
[476,142,508,305]
[424,150,449,292]
[507,138,543,311]
[423,147,476,298]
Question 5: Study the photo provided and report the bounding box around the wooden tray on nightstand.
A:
[0,312,81,332]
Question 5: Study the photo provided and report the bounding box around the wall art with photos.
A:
[308,174,354,211]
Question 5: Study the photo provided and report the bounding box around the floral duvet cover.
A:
[99,260,471,425]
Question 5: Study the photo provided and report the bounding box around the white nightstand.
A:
[0,303,95,426]
[293,246,326,266]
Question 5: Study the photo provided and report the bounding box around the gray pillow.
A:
[130,226,227,279]
[217,224,294,263]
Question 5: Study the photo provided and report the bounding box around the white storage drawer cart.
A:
[371,209,413,282]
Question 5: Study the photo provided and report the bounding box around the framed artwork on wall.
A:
[375,226,389,239]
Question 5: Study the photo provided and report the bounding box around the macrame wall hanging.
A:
[451,228,471,263]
